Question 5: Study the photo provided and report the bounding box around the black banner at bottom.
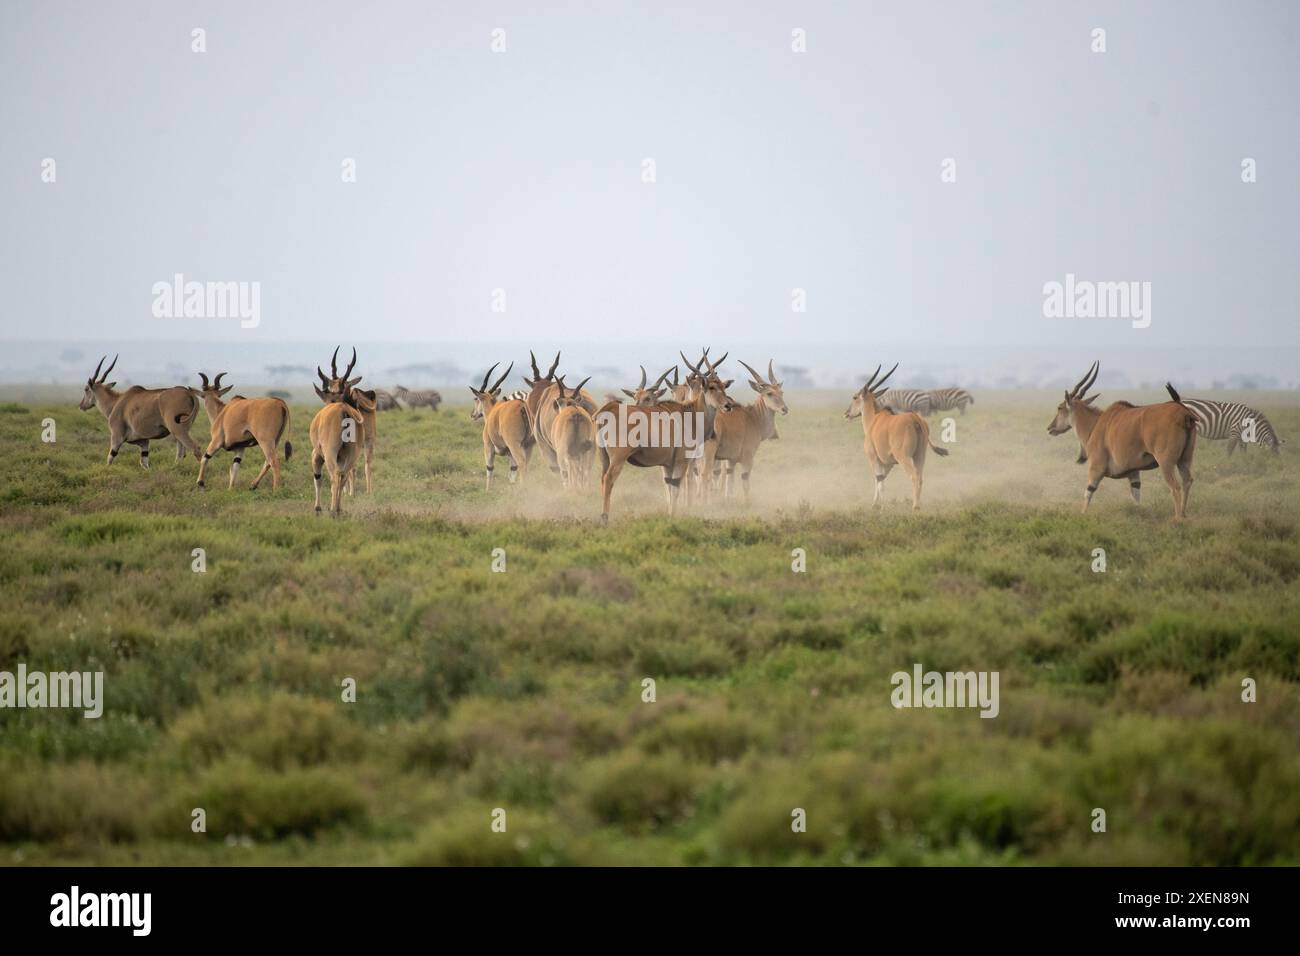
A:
[0,865,1281,942]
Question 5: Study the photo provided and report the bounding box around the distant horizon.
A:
[4,338,1297,391]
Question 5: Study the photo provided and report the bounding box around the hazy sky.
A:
[2,1,1297,349]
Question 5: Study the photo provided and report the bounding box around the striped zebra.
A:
[926,387,975,415]
[393,385,443,411]
[1180,399,1282,455]
[372,388,401,411]
[878,388,933,416]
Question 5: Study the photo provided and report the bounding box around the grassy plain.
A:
[0,388,1297,865]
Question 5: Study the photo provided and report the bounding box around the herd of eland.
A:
[74,348,1285,520]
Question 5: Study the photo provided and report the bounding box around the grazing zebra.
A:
[506,389,529,403]
[373,388,401,411]
[1180,399,1282,455]
[878,388,933,416]
[393,385,443,411]
[926,387,975,415]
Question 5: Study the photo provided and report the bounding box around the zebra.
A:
[878,388,933,416]
[372,388,401,411]
[393,385,443,411]
[1180,399,1282,455]
[926,387,975,415]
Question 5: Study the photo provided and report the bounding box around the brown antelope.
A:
[679,349,735,503]
[1047,361,1197,518]
[668,366,691,404]
[621,366,672,404]
[519,351,561,469]
[596,351,737,523]
[844,363,949,511]
[77,354,201,468]
[470,363,531,490]
[308,400,366,517]
[528,352,598,478]
[702,359,788,503]
[550,376,597,489]
[194,372,292,490]
[316,347,377,494]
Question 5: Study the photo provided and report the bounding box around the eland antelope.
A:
[702,359,788,503]
[845,363,949,511]
[596,351,736,523]
[194,372,292,490]
[621,366,672,405]
[316,347,378,494]
[1047,361,1197,518]
[308,400,365,517]
[530,352,598,478]
[470,363,531,489]
[78,355,201,468]
[550,376,597,489]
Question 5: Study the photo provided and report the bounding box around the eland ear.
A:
[315,385,330,401]
[218,386,233,396]
[622,389,636,399]
[748,380,764,393]
[723,379,734,388]
[468,387,480,397]
[106,382,117,389]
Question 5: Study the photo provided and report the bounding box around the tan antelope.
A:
[844,363,949,511]
[1047,361,1197,518]
[519,351,561,469]
[308,399,366,517]
[679,349,737,503]
[549,376,597,489]
[529,352,598,478]
[620,366,672,405]
[702,359,788,503]
[596,351,737,523]
[667,366,690,404]
[470,363,531,489]
[194,372,292,490]
[77,354,201,468]
[316,347,378,494]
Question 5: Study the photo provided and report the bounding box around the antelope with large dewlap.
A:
[78,354,202,468]
[1047,361,1198,518]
